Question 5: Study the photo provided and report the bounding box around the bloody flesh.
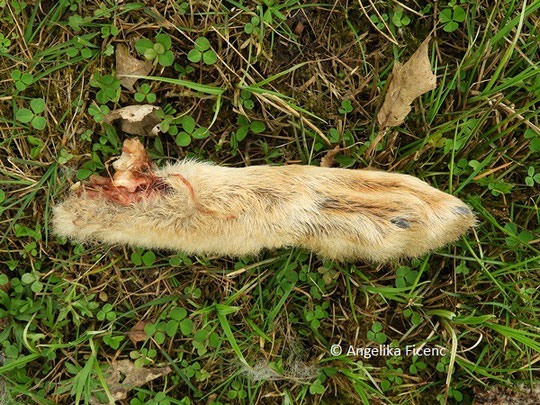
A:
[77,139,169,206]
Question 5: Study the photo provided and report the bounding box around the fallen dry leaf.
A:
[103,105,161,136]
[377,37,437,128]
[116,43,153,92]
[127,319,154,345]
[320,145,341,168]
[104,359,171,402]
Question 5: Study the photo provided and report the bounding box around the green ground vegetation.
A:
[0,0,539,404]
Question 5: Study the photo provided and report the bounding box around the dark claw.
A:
[453,206,472,216]
[391,218,411,229]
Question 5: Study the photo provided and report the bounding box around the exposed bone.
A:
[77,139,165,206]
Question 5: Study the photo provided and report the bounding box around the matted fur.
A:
[52,144,476,262]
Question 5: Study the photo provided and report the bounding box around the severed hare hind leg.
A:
[52,138,475,262]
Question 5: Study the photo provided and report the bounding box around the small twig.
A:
[364,127,389,158]
[254,92,332,146]
[357,0,399,46]
[472,162,512,180]
[496,101,540,135]
[320,145,342,168]
[392,0,423,17]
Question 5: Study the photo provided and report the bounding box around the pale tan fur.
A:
[52,157,476,262]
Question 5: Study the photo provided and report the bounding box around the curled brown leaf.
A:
[103,105,161,136]
[127,319,154,345]
[377,37,437,128]
[116,43,153,92]
[104,360,171,402]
